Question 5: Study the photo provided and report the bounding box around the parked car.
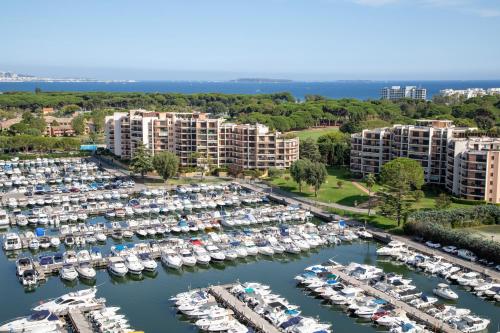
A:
[457,249,477,261]
[442,245,457,254]
[425,241,441,249]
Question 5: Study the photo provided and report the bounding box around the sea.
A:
[1,80,500,99]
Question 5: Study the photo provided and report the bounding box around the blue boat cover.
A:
[35,228,45,236]
[280,316,303,329]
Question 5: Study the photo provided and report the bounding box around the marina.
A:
[0,157,498,333]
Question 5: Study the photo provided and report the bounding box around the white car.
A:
[425,241,441,249]
[442,245,457,254]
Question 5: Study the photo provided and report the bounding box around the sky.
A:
[1,0,500,81]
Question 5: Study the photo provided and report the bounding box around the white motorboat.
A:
[96,232,107,242]
[433,283,458,300]
[3,233,22,251]
[21,269,38,288]
[179,249,197,266]
[449,315,490,333]
[376,240,406,256]
[138,253,157,271]
[161,250,183,269]
[0,310,63,333]
[108,257,128,277]
[124,254,144,275]
[0,209,9,228]
[28,238,40,251]
[16,257,34,276]
[60,264,78,281]
[457,272,480,286]
[76,262,96,280]
[50,237,61,247]
[206,245,225,262]
[193,246,211,265]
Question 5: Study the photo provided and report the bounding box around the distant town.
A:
[0,71,134,83]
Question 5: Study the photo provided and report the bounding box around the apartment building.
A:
[440,88,500,100]
[350,120,500,202]
[380,86,427,101]
[105,110,299,170]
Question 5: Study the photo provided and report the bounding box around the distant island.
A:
[0,71,135,83]
[231,78,293,83]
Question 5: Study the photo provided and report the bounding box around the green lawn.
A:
[269,167,369,207]
[288,127,339,141]
[411,187,471,210]
[466,225,500,242]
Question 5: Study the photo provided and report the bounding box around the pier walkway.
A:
[68,309,94,333]
[329,268,461,333]
[209,285,281,333]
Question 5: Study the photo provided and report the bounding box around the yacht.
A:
[433,283,458,300]
[34,287,98,313]
[0,310,63,333]
[107,257,129,277]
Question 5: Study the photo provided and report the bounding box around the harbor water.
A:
[1,236,498,332]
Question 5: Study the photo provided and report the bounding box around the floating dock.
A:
[328,268,461,333]
[208,284,281,333]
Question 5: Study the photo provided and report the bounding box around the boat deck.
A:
[209,284,281,333]
[329,268,461,333]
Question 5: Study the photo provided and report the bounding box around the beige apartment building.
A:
[350,120,500,203]
[105,110,299,170]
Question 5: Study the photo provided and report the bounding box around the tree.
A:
[153,152,179,183]
[299,138,321,162]
[129,143,153,178]
[71,115,86,135]
[290,159,311,192]
[364,173,376,217]
[337,180,344,188]
[435,193,452,209]
[317,132,350,166]
[305,162,328,197]
[413,189,424,202]
[267,167,283,179]
[380,158,425,226]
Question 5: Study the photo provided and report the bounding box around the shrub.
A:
[404,220,500,262]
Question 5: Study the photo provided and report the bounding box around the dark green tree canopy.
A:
[153,151,179,182]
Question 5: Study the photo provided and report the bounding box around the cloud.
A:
[349,0,500,17]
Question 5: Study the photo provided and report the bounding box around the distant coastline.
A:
[0,70,134,83]
[230,78,294,83]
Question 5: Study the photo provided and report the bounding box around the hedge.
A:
[407,205,500,228]
[405,205,500,263]
[404,221,500,263]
